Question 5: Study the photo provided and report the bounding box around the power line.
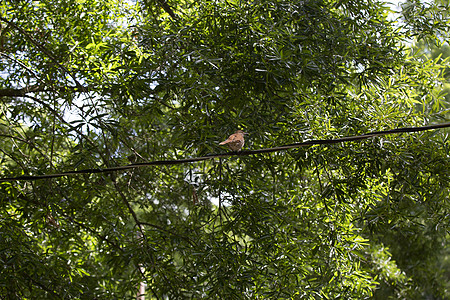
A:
[1,122,449,182]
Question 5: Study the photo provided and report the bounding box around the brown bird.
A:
[219,130,247,152]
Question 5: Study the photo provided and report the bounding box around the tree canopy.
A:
[0,0,449,299]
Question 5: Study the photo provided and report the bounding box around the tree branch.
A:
[0,85,88,98]
[156,0,177,20]
[0,16,85,90]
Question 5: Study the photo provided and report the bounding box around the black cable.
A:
[1,122,449,182]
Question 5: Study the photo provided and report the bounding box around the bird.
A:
[219,130,247,152]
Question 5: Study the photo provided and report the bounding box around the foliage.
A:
[0,0,449,299]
